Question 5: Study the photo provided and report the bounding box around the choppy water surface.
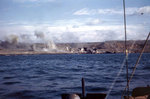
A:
[0,53,150,99]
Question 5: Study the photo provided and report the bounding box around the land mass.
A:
[0,40,150,55]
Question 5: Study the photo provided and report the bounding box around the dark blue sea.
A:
[0,53,150,99]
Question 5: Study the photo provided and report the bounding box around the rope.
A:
[121,32,150,99]
[105,57,126,99]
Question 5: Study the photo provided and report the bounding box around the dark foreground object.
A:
[61,78,106,99]
[132,86,150,97]
[61,93,106,99]
[124,86,150,99]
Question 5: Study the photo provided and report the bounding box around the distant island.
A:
[0,40,150,55]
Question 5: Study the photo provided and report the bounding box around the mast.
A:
[123,0,129,98]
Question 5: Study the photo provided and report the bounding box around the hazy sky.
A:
[0,0,150,43]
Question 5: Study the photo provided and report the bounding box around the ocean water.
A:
[0,53,150,99]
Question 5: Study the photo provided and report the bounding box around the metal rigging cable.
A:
[123,0,129,98]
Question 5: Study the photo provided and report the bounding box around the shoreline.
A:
[1,40,150,55]
[0,50,149,56]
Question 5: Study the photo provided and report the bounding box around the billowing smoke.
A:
[33,31,57,51]
[0,30,58,52]
[5,34,18,44]
[34,31,45,39]
[0,34,19,49]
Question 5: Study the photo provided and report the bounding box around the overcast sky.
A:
[0,0,150,43]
